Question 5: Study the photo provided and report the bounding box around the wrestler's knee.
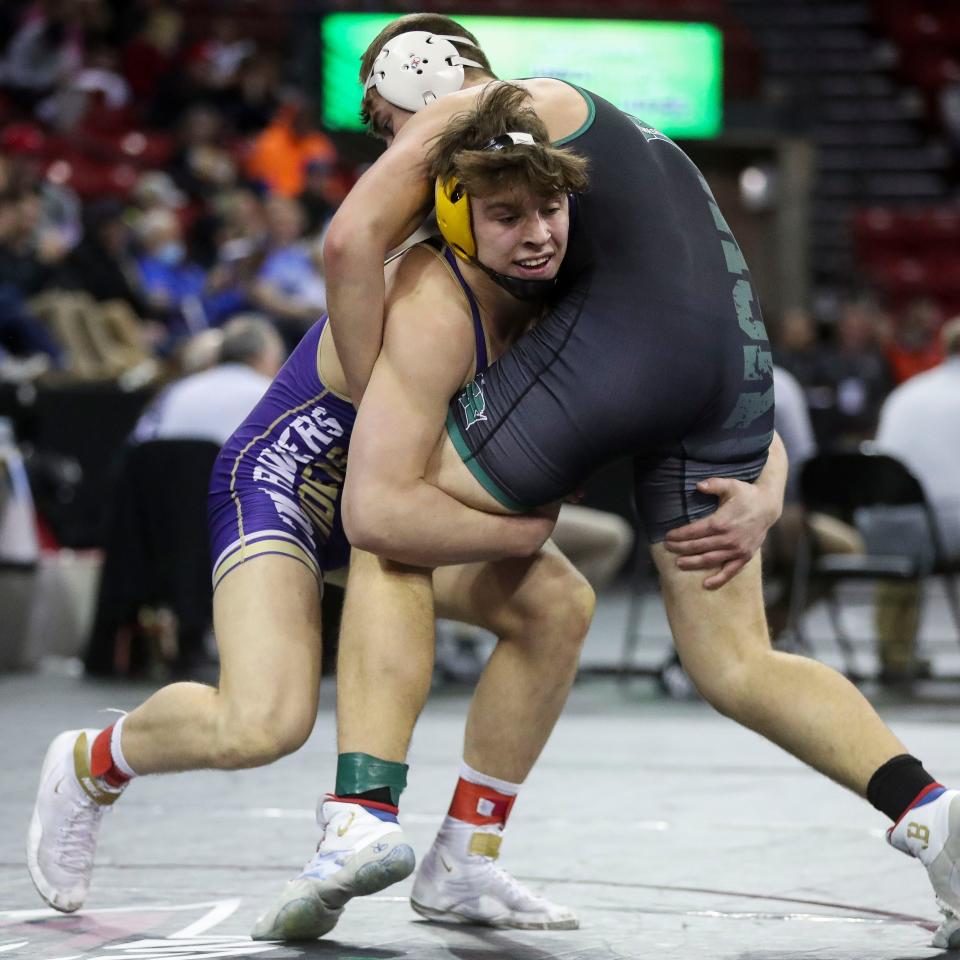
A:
[682,645,770,720]
[515,557,595,658]
[211,692,315,769]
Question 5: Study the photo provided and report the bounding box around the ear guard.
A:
[364,31,483,113]
[434,132,537,261]
[435,177,474,260]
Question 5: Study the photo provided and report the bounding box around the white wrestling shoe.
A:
[27,729,125,913]
[251,797,416,941]
[888,787,960,948]
[410,830,578,930]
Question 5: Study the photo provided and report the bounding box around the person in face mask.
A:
[135,208,206,343]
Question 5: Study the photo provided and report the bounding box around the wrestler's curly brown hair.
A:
[426,83,589,200]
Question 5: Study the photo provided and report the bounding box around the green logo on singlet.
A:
[459,380,487,430]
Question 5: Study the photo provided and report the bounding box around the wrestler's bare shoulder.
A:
[510,78,589,141]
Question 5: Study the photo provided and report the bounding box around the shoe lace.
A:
[472,858,543,908]
[56,794,103,873]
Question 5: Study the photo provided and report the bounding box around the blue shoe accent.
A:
[362,805,399,824]
[913,785,947,810]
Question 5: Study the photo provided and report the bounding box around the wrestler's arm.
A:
[323,90,488,404]
[663,431,788,589]
[341,260,555,567]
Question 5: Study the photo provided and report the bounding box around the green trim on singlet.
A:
[513,77,596,146]
[551,81,596,145]
[445,410,528,512]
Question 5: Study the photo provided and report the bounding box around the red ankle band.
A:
[448,777,516,827]
[90,725,130,787]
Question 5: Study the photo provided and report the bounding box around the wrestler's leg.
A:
[653,543,960,948]
[122,555,323,773]
[28,555,323,914]
[432,540,594,783]
[652,544,906,793]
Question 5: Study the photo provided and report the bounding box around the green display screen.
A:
[321,13,723,139]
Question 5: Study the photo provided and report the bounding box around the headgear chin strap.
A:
[434,132,557,301]
[364,31,483,112]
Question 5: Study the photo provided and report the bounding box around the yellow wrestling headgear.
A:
[434,131,537,262]
[434,177,474,260]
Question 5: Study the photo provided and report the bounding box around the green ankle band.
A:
[335,752,408,806]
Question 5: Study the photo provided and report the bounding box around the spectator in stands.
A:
[245,93,337,198]
[253,195,325,347]
[298,158,341,237]
[200,232,262,328]
[0,187,67,297]
[57,197,150,316]
[212,186,266,249]
[131,169,186,216]
[772,306,836,431]
[0,191,61,365]
[885,296,945,386]
[121,5,183,114]
[764,364,864,639]
[132,313,284,446]
[169,105,237,202]
[225,54,279,134]
[37,36,131,132]
[873,316,960,682]
[134,207,205,339]
[776,306,821,390]
[51,197,155,376]
[189,16,254,93]
[817,297,892,450]
[0,1,83,110]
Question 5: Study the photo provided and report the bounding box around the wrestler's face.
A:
[471,189,569,282]
[364,89,413,147]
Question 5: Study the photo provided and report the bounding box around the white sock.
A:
[458,761,522,797]
[110,713,139,779]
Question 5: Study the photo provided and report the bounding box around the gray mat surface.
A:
[2,664,958,959]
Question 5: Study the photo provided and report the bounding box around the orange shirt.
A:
[885,340,945,385]
[246,122,337,198]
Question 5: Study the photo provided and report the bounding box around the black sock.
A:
[866,754,939,822]
[338,787,395,806]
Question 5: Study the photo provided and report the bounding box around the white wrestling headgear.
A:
[364,31,484,113]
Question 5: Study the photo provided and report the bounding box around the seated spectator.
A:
[131,169,186,216]
[188,16,254,93]
[775,306,822,390]
[224,54,279,134]
[133,313,284,446]
[211,186,266,249]
[200,234,262,328]
[885,297,945,386]
[816,298,892,450]
[121,5,183,115]
[37,37,131,132]
[134,207,205,341]
[0,187,66,297]
[0,3,83,110]
[873,316,960,682]
[0,190,64,365]
[253,195,326,347]
[57,197,149,315]
[245,93,337,198]
[168,104,237,202]
[54,197,155,376]
[298,157,342,237]
[764,364,864,639]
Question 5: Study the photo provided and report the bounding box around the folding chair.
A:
[787,450,960,676]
